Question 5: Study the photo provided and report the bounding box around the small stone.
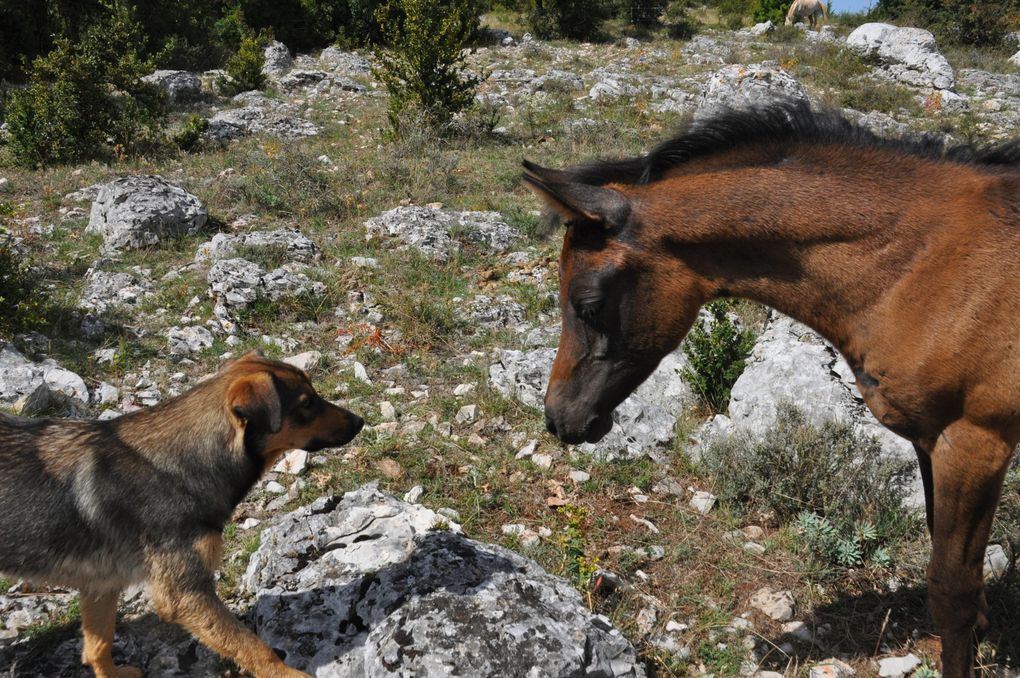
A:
[629,514,660,534]
[809,659,855,678]
[877,654,921,678]
[283,350,321,372]
[437,507,461,523]
[651,477,683,496]
[520,530,541,549]
[665,620,688,633]
[502,523,527,536]
[750,587,795,621]
[375,458,404,479]
[569,470,591,483]
[265,481,287,494]
[690,490,717,514]
[353,362,371,384]
[380,401,397,422]
[532,453,553,469]
[351,256,379,268]
[240,518,262,530]
[742,525,765,540]
[273,449,309,475]
[782,620,814,643]
[403,485,424,503]
[516,439,538,458]
[467,433,487,446]
[984,544,1009,580]
[455,404,479,424]
[743,542,766,555]
[636,605,658,634]
[453,383,475,396]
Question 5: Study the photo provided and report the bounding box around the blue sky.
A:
[832,0,876,13]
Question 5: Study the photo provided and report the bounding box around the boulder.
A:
[79,267,154,314]
[206,107,319,140]
[262,41,293,74]
[318,47,372,75]
[140,70,201,103]
[207,259,325,318]
[0,343,88,407]
[489,347,692,461]
[699,313,922,504]
[696,63,811,120]
[846,23,955,90]
[243,484,646,677]
[166,326,215,356]
[86,176,207,254]
[1011,50,1020,67]
[364,207,522,263]
[194,230,320,264]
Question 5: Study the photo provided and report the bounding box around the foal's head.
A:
[523,161,709,444]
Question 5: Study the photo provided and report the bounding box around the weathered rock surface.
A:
[364,207,522,262]
[489,347,692,461]
[195,229,320,264]
[243,484,646,677]
[141,70,201,103]
[0,343,89,407]
[79,267,154,314]
[847,23,955,90]
[698,314,922,503]
[207,106,320,141]
[263,40,293,74]
[318,47,372,75]
[86,176,208,254]
[207,258,325,319]
[696,63,810,119]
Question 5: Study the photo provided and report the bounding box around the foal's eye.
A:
[574,297,604,323]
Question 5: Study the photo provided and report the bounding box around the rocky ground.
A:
[1,13,1019,678]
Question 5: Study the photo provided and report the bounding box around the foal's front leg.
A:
[927,421,1013,678]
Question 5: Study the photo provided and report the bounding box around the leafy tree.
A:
[5,5,164,167]
[527,0,614,40]
[373,0,482,134]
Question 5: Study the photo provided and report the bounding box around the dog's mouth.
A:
[304,415,365,451]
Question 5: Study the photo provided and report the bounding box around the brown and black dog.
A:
[0,352,363,678]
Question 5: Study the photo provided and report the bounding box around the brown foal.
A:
[524,102,1020,677]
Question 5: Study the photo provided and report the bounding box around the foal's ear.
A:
[522,161,631,229]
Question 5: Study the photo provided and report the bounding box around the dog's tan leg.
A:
[80,592,141,678]
[147,544,310,678]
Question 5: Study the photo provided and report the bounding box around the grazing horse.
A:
[785,0,828,29]
[523,102,1020,678]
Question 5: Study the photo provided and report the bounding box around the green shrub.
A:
[5,6,164,168]
[526,0,614,40]
[715,0,749,28]
[751,0,788,25]
[871,0,1020,49]
[172,114,209,152]
[620,0,669,27]
[661,0,698,38]
[219,30,269,96]
[373,0,482,135]
[681,300,756,414]
[0,238,47,336]
[699,404,917,569]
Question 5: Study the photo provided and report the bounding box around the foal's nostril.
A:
[544,412,557,436]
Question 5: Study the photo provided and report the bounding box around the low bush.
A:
[218,30,269,96]
[0,238,47,337]
[699,404,918,570]
[661,0,699,38]
[681,300,756,414]
[751,0,789,25]
[526,0,614,40]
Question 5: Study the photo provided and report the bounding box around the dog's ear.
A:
[227,372,282,433]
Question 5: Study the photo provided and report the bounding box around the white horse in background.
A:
[785,0,829,29]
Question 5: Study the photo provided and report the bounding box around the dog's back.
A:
[0,413,150,590]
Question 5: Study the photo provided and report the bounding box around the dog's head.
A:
[223,353,363,461]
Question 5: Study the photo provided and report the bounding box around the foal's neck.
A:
[644,149,947,352]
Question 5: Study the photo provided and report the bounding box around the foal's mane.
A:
[565,100,1020,186]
